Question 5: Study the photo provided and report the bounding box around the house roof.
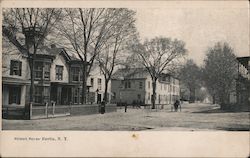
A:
[31,45,88,64]
[112,68,149,80]
[112,67,179,82]
[237,56,250,68]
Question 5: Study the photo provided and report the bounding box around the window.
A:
[164,84,166,90]
[74,88,79,103]
[137,94,141,100]
[9,86,21,104]
[113,92,116,99]
[79,88,83,103]
[98,78,102,90]
[90,78,94,87]
[10,60,22,76]
[139,81,143,89]
[44,64,50,80]
[34,86,43,103]
[34,62,50,80]
[34,86,50,104]
[162,76,166,81]
[72,67,80,81]
[124,81,131,89]
[34,62,43,79]
[128,81,131,88]
[148,81,150,89]
[56,65,63,80]
[43,87,50,103]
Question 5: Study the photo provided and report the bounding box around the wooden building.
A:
[236,56,250,110]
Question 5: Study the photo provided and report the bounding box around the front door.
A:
[9,86,21,105]
[61,87,71,105]
[97,94,102,103]
[50,84,57,103]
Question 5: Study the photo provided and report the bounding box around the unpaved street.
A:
[2,103,250,131]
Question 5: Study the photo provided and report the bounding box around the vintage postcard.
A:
[1,0,249,157]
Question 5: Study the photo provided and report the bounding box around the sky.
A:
[134,1,249,65]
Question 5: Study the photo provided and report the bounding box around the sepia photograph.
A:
[1,0,249,157]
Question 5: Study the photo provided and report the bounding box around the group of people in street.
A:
[103,99,182,114]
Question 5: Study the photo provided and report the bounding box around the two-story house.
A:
[110,68,180,105]
[87,67,112,104]
[236,56,250,109]
[2,41,110,111]
[2,42,30,108]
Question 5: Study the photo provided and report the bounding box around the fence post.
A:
[52,102,55,116]
[45,102,48,118]
[6,107,9,118]
[30,102,33,119]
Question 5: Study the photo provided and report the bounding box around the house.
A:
[110,68,180,105]
[2,44,85,107]
[2,44,30,108]
[2,40,114,119]
[236,56,250,110]
[87,67,112,104]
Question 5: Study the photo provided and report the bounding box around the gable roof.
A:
[32,46,88,64]
[112,67,179,82]
[112,68,149,80]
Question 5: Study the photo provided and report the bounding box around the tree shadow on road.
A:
[192,108,249,114]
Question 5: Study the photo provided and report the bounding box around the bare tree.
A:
[56,8,127,104]
[96,9,137,103]
[131,37,187,109]
[2,8,62,117]
[179,59,202,103]
[202,42,237,107]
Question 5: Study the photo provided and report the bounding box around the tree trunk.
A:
[212,94,216,104]
[152,80,157,109]
[82,63,87,104]
[103,79,109,104]
[26,58,34,119]
[189,87,195,103]
[29,59,34,103]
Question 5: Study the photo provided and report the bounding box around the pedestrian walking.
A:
[124,102,127,113]
[174,100,180,112]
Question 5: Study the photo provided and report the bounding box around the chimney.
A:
[51,44,56,48]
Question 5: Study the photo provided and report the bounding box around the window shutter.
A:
[19,61,22,76]
[10,60,13,75]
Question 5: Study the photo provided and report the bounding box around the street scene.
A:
[2,5,249,131]
[3,103,249,131]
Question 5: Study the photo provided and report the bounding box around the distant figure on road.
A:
[174,100,180,112]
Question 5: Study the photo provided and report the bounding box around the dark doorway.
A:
[9,86,21,104]
[50,84,57,103]
[97,94,102,104]
[61,87,72,105]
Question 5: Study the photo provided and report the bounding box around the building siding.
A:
[50,54,69,83]
[111,71,180,105]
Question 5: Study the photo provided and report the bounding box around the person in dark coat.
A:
[174,100,180,112]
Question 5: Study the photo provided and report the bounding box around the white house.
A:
[110,68,180,105]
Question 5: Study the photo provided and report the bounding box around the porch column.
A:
[20,85,26,106]
[71,87,74,104]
